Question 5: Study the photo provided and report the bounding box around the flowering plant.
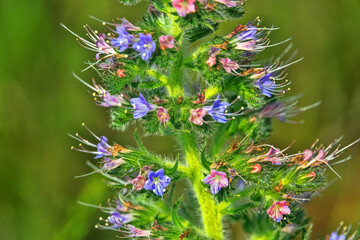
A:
[63,0,359,239]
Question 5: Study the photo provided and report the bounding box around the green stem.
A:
[179,132,224,240]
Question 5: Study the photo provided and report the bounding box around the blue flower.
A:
[110,26,135,52]
[329,232,346,240]
[130,93,157,119]
[144,169,171,196]
[203,95,230,123]
[133,33,156,60]
[236,24,258,41]
[108,211,132,228]
[95,136,110,159]
[254,73,276,97]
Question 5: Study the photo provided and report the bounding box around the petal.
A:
[144,180,154,190]
[160,175,171,188]
[280,205,291,215]
[153,181,164,196]
[147,171,155,181]
[155,169,165,178]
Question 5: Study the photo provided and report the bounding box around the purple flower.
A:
[130,93,157,119]
[73,75,126,107]
[119,18,141,32]
[98,56,119,70]
[95,136,111,159]
[144,169,171,196]
[267,201,291,222]
[61,24,116,61]
[108,211,132,228]
[235,40,257,51]
[111,26,135,52]
[101,158,125,171]
[254,73,289,97]
[133,33,156,60]
[329,232,346,240]
[203,170,229,194]
[203,95,230,123]
[236,25,258,41]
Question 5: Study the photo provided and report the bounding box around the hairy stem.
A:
[179,132,224,240]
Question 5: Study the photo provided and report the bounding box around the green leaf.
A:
[302,224,312,240]
[151,0,166,12]
[186,23,219,42]
[172,196,185,228]
[134,130,148,153]
[165,154,179,175]
[222,202,257,215]
[138,79,165,89]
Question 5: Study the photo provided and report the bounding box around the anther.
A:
[71,146,74,149]
[102,22,106,25]
[82,123,85,126]
[99,217,103,220]
[95,225,98,228]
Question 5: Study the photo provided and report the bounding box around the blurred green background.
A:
[0,0,359,239]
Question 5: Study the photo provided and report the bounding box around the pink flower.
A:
[214,0,237,7]
[203,170,229,194]
[303,149,313,161]
[117,68,126,78]
[206,56,217,67]
[132,175,146,191]
[157,107,170,124]
[127,225,151,237]
[172,0,197,17]
[263,147,282,165]
[159,35,175,50]
[250,164,261,173]
[267,201,291,222]
[235,40,257,51]
[189,108,206,125]
[305,172,316,181]
[219,58,239,73]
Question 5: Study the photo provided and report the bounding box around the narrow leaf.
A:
[172,196,185,228]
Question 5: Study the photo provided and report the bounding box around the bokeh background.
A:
[0,0,359,239]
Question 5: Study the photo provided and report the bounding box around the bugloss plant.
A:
[63,0,360,239]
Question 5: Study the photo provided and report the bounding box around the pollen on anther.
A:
[99,217,103,220]
[95,225,98,228]
[125,110,128,113]
[105,223,109,226]
[71,146,74,149]
[76,133,79,136]
[102,22,106,26]
[82,122,85,126]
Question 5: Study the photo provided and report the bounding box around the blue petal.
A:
[153,182,164,196]
[144,180,154,190]
[159,175,171,188]
[147,171,155,181]
[155,169,164,178]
